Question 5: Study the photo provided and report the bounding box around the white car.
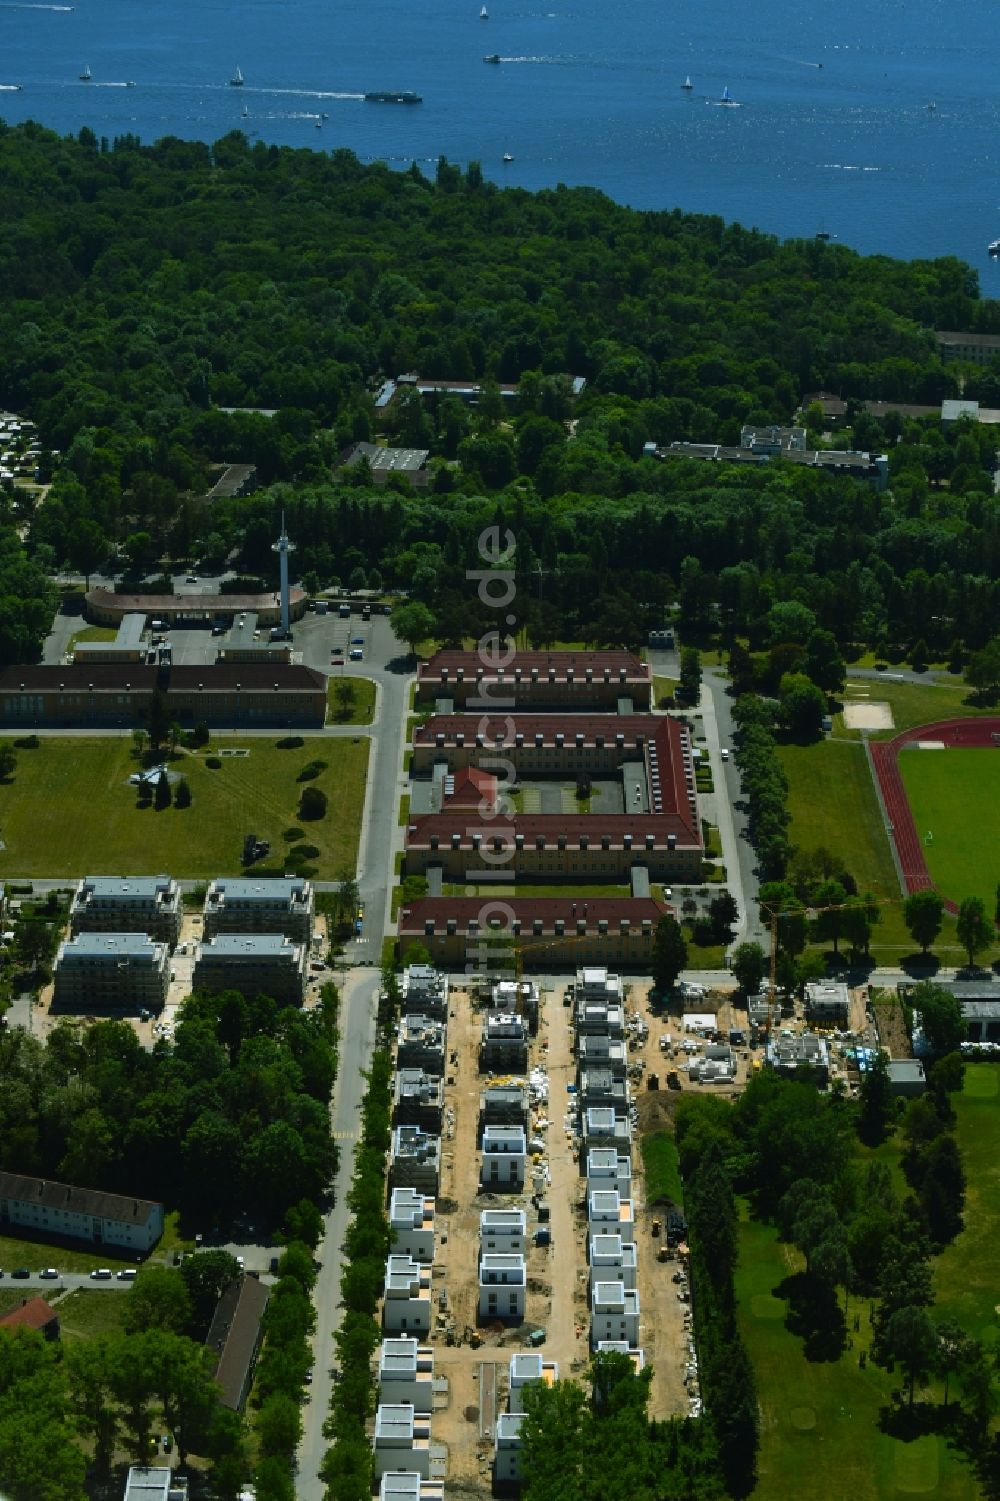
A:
[90,1268,112,1280]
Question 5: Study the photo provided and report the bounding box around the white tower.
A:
[272,511,295,637]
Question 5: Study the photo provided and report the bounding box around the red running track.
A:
[870,717,1000,914]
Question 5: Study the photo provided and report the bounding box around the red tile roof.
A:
[0,1297,58,1332]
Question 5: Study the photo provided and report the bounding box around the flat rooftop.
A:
[59,932,164,959]
[78,875,174,899]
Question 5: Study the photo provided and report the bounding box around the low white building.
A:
[373,1404,431,1480]
[583,1106,632,1154]
[389,1188,436,1263]
[587,1188,635,1245]
[576,966,623,1003]
[378,1338,435,1412]
[508,1351,558,1413]
[589,1232,638,1293]
[494,1410,525,1486]
[585,1148,632,1197]
[480,1207,526,1256]
[379,1475,444,1501]
[383,1254,432,1336]
[591,1281,640,1348]
[481,1125,526,1189]
[478,1253,526,1322]
[0,1171,164,1253]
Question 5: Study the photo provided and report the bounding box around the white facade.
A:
[478,1253,526,1322]
[378,1339,435,1413]
[587,1188,635,1245]
[576,966,623,1002]
[585,1148,632,1197]
[383,1254,432,1335]
[480,1126,526,1189]
[480,1207,526,1256]
[494,1411,525,1485]
[373,1404,431,1480]
[589,1233,638,1293]
[379,1476,444,1501]
[508,1352,559,1413]
[591,1282,640,1348]
[389,1188,436,1263]
[583,1106,632,1152]
[0,1171,164,1253]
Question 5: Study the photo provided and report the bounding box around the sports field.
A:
[898,748,1000,910]
[934,1063,1000,1352]
[0,736,369,879]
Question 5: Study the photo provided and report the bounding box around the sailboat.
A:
[79,64,92,82]
[715,84,740,108]
[229,66,244,87]
[242,103,249,117]
[480,4,488,17]
[681,75,693,90]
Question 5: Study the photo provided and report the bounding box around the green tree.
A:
[174,776,192,808]
[956,895,990,966]
[333,678,356,719]
[678,646,702,705]
[390,601,436,655]
[298,785,328,820]
[0,741,16,781]
[903,889,944,953]
[911,980,966,1055]
[124,1265,193,1335]
[652,915,687,994]
[858,1050,895,1146]
[778,671,827,740]
[885,1305,938,1407]
[731,941,766,995]
[67,517,107,587]
[803,628,846,694]
[179,1251,241,1335]
[283,1198,324,1250]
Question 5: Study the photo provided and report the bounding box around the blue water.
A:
[4,0,1000,271]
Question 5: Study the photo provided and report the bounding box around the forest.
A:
[0,121,999,668]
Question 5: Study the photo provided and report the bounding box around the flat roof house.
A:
[394,1069,445,1133]
[480,1207,526,1256]
[481,1126,527,1189]
[494,1411,525,1487]
[379,1476,444,1501]
[123,1470,189,1501]
[887,1058,927,1098]
[397,1015,447,1076]
[478,1253,526,1323]
[508,1351,558,1413]
[401,964,449,1019]
[590,1282,640,1349]
[0,1170,164,1253]
[389,1187,436,1262]
[479,1083,529,1139]
[588,1188,635,1245]
[589,1232,638,1293]
[390,1127,442,1195]
[53,932,170,1014]
[192,934,306,1005]
[378,1337,435,1412]
[373,1403,431,1480]
[765,1032,830,1084]
[586,1148,632,1197]
[383,1255,432,1336]
[203,876,314,942]
[479,1011,528,1073]
[804,981,850,1027]
[70,874,182,947]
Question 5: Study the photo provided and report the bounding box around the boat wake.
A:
[0,2,73,8]
[253,86,364,100]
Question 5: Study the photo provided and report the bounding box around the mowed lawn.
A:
[738,1213,979,1501]
[934,1063,1000,1353]
[899,749,1000,911]
[838,680,997,743]
[0,737,369,879]
[779,739,898,900]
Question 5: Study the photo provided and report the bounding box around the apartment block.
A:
[389,1188,436,1263]
[53,932,169,1013]
[399,897,669,973]
[416,650,652,712]
[69,875,182,947]
[0,1171,163,1253]
[192,934,306,1005]
[202,876,314,942]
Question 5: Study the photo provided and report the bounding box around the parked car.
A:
[351,636,365,644]
[349,648,363,660]
[11,1268,29,1279]
[117,1268,137,1280]
[39,1268,59,1279]
[90,1268,112,1280]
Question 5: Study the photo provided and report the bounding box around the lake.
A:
[3,0,1000,273]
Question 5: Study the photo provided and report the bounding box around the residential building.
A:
[582,1107,632,1156]
[203,876,314,942]
[205,1275,270,1411]
[379,1476,444,1501]
[389,1187,437,1261]
[494,1411,525,1487]
[373,1404,431,1479]
[0,1170,163,1252]
[478,1253,526,1322]
[123,1470,189,1501]
[479,1011,529,1073]
[416,650,652,712]
[478,1083,529,1138]
[399,897,670,972]
[585,1149,632,1197]
[85,587,305,629]
[396,1015,447,1076]
[935,329,1000,365]
[481,1126,526,1189]
[588,1189,635,1245]
[383,1255,432,1335]
[70,874,182,947]
[393,1070,445,1133]
[390,1128,441,1195]
[578,1068,629,1114]
[577,1035,628,1079]
[765,1032,830,1083]
[575,996,625,1038]
[657,439,889,490]
[590,1282,640,1348]
[53,932,169,1013]
[588,1233,638,1293]
[595,1340,645,1375]
[804,981,850,1027]
[508,1351,558,1413]
[0,1296,60,1340]
[887,1059,927,1098]
[378,1337,435,1412]
[401,964,449,1019]
[192,934,306,1005]
[480,1207,526,1256]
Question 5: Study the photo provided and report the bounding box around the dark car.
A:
[351,636,365,644]
[11,1268,29,1279]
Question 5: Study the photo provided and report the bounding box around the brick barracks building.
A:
[415,651,652,712]
[398,897,671,972]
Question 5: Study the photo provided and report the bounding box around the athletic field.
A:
[898,747,1000,910]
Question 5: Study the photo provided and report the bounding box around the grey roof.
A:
[123,1471,175,1501]
[59,932,165,960]
[117,613,148,648]
[198,935,301,957]
[209,877,309,901]
[79,875,174,899]
[887,1059,926,1081]
[0,1169,161,1224]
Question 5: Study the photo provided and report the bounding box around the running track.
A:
[869,717,1000,914]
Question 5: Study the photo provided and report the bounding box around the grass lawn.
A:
[57,1288,131,1341]
[837,680,995,743]
[0,737,369,880]
[67,625,118,651]
[325,676,376,725]
[898,749,1000,911]
[0,1234,132,1274]
[653,675,679,705]
[738,1211,978,1501]
[640,1131,683,1206]
[934,1063,1000,1354]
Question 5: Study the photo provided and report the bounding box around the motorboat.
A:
[989,240,1000,257]
[503,151,513,162]
[484,53,501,63]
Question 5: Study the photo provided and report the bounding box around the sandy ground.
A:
[843,700,894,729]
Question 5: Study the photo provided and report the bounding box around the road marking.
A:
[333,1130,359,1141]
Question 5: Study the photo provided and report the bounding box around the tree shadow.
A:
[775,1272,848,1362]
[899,951,940,977]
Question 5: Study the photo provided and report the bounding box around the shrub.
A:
[294,844,320,859]
[298,786,328,821]
[283,827,305,842]
[154,772,172,810]
[276,736,305,750]
[205,756,222,770]
[174,778,192,808]
[12,735,38,750]
[296,760,328,782]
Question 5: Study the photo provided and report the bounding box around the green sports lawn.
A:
[778,739,899,901]
[0,736,369,879]
[934,1063,1000,1353]
[898,748,1000,910]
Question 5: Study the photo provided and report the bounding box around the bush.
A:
[12,736,38,750]
[298,786,328,820]
[192,721,210,747]
[174,778,192,808]
[205,756,222,770]
[276,736,305,750]
[283,827,305,842]
[293,844,320,859]
[296,760,328,783]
